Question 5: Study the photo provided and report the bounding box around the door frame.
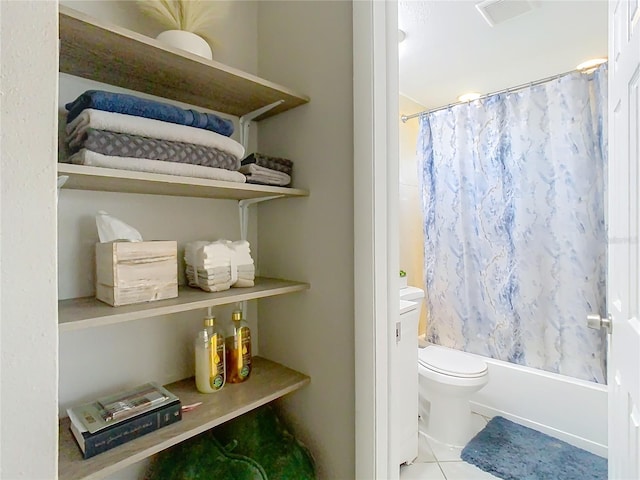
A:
[353,1,400,478]
[353,1,635,477]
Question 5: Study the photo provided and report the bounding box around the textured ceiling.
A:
[399,0,608,111]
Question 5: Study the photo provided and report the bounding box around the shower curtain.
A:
[418,65,607,383]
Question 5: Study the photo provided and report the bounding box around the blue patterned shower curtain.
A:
[418,66,607,383]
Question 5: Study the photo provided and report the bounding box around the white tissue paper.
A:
[96,210,143,243]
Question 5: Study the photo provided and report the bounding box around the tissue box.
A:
[96,241,178,307]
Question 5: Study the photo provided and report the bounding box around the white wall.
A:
[256,1,355,478]
[398,95,427,333]
[0,1,59,478]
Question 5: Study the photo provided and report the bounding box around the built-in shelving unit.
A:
[58,164,309,200]
[58,357,310,480]
[59,6,310,120]
[57,7,311,479]
[59,278,309,332]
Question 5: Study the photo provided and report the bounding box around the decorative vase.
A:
[155,30,213,60]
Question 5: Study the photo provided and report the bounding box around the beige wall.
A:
[1,1,59,478]
[399,95,427,334]
[256,2,355,478]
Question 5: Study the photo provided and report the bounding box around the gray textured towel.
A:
[242,152,293,176]
[73,128,240,171]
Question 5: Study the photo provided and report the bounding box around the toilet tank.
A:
[400,286,424,302]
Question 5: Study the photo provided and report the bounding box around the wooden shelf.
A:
[58,357,310,480]
[59,278,309,332]
[57,9,312,480]
[59,6,309,120]
[58,164,309,200]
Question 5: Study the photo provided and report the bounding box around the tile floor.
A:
[400,414,501,480]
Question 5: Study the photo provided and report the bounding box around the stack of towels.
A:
[63,90,247,183]
[185,240,255,293]
[240,153,293,187]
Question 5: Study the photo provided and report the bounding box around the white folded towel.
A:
[186,275,231,285]
[198,259,233,268]
[187,279,233,292]
[186,263,233,292]
[225,240,254,265]
[185,239,255,291]
[185,241,236,289]
[185,267,231,283]
[185,242,229,260]
[67,109,245,160]
[230,240,251,250]
[239,163,291,186]
[185,265,229,276]
[66,150,247,183]
[186,240,236,258]
[233,255,253,265]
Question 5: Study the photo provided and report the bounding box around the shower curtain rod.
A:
[400,66,597,123]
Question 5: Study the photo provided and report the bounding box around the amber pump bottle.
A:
[194,315,225,393]
[225,309,252,383]
[205,315,226,390]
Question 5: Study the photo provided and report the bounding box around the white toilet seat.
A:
[417,345,489,446]
[418,345,487,378]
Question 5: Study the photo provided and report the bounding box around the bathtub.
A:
[466,352,608,457]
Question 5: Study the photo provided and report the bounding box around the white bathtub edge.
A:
[467,353,608,458]
[470,401,608,458]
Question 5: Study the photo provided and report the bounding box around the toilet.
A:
[399,285,489,448]
[418,345,489,446]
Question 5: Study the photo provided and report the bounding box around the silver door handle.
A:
[587,313,613,334]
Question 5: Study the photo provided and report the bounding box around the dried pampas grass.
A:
[137,0,223,36]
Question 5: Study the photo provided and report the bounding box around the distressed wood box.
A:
[96,241,178,307]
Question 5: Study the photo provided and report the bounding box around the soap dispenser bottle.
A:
[225,309,252,383]
[195,315,225,393]
[205,315,226,390]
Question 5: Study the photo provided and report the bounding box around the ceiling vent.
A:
[475,0,535,27]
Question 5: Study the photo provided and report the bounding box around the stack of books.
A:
[67,382,181,459]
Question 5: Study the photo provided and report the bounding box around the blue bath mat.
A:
[461,416,607,480]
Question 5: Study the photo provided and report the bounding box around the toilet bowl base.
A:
[424,396,474,447]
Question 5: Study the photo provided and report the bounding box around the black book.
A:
[69,399,182,459]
